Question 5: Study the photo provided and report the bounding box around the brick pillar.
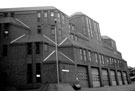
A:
[108,68,112,86]
[99,67,104,87]
[88,65,93,87]
[115,69,119,85]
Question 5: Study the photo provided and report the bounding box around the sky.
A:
[0,0,135,67]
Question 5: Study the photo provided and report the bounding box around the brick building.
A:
[0,6,130,91]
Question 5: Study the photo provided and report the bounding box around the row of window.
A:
[85,17,101,41]
[2,43,48,57]
[79,48,126,67]
[37,11,66,25]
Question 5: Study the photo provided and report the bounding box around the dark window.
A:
[36,63,41,83]
[37,26,42,34]
[3,45,8,56]
[27,64,33,84]
[3,23,9,38]
[4,13,8,17]
[27,43,32,55]
[36,42,40,54]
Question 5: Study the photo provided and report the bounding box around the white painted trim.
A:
[15,18,30,29]
[43,50,55,62]
[59,51,75,63]
[10,34,26,44]
[43,35,57,45]
[58,37,68,46]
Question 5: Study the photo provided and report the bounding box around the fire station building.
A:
[0,6,130,90]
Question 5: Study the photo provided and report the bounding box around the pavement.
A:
[81,84,135,91]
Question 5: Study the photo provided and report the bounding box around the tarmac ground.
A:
[81,83,135,91]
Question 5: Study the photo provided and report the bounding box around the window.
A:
[3,45,8,56]
[44,43,48,51]
[72,25,75,31]
[36,63,41,83]
[37,26,42,34]
[51,12,54,17]
[70,34,74,40]
[51,25,55,35]
[0,24,1,38]
[95,53,98,63]
[27,64,33,84]
[98,55,102,64]
[80,49,83,60]
[83,50,87,61]
[101,55,104,64]
[36,42,40,54]
[57,13,61,22]
[27,43,32,55]
[59,29,62,40]
[74,35,78,41]
[3,23,9,38]
[37,11,41,22]
[44,11,47,17]
[88,51,91,62]
[83,27,86,34]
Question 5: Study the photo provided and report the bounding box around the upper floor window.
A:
[3,45,8,56]
[36,42,40,54]
[70,34,74,40]
[44,43,48,51]
[98,54,102,64]
[44,11,47,17]
[37,11,41,22]
[51,12,54,17]
[51,25,55,35]
[74,35,78,41]
[37,26,42,34]
[101,55,104,64]
[83,50,87,61]
[95,53,98,63]
[3,23,9,38]
[27,43,32,55]
[80,48,83,60]
[88,51,91,62]
[59,29,62,40]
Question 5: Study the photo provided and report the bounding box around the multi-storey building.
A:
[0,7,130,91]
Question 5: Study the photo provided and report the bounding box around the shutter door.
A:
[123,72,128,84]
[77,66,89,88]
[110,70,117,86]
[102,69,109,86]
[91,68,100,87]
[117,71,123,85]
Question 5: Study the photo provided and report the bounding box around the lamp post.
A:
[54,19,60,90]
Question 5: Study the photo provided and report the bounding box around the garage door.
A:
[102,69,109,86]
[110,70,117,86]
[91,68,100,87]
[123,72,128,84]
[77,66,89,88]
[117,71,123,85]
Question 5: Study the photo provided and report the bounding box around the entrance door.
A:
[91,68,100,87]
[102,69,109,86]
[110,70,117,86]
[77,66,89,88]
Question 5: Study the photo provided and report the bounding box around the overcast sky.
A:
[1,0,135,67]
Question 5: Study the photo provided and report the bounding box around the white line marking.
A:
[59,51,75,63]
[10,34,26,44]
[58,37,68,46]
[16,18,30,29]
[43,50,56,62]
[62,69,69,72]
[43,35,57,45]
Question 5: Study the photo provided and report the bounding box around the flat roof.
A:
[0,6,57,13]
